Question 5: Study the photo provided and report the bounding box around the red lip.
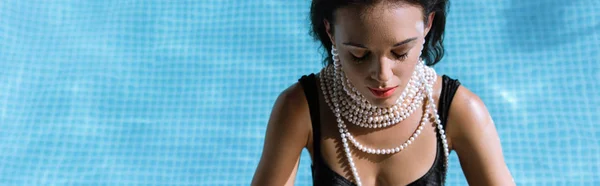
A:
[368,86,398,98]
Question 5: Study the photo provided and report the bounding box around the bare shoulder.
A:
[251,82,312,185]
[445,84,516,185]
[274,82,313,136]
[267,81,313,153]
[272,82,313,143]
[446,85,497,144]
[276,82,310,114]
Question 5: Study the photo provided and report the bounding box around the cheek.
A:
[341,62,362,77]
[396,61,419,80]
[341,61,369,84]
[392,66,410,80]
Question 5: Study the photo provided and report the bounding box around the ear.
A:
[423,12,435,38]
[323,19,335,46]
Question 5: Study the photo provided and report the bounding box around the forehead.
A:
[333,3,424,44]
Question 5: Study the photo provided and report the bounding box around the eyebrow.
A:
[342,37,419,48]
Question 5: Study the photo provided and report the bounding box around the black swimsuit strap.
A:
[298,74,322,159]
[438,75,462,130]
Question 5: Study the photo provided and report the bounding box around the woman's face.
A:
[326,3,432,107]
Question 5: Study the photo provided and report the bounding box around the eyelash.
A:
[393,52,409,61]
[350,52,409,64]
[350,53,367,63]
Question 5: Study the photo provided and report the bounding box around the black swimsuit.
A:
[298,73,461,186]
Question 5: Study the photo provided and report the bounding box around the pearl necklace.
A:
[331,47,426,129]
[319,47,449,186]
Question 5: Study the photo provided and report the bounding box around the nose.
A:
[370,57,393,83]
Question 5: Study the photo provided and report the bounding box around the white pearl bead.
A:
[319,61,442,186]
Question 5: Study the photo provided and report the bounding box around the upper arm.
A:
[251,83,311,186]
[446,86,515,186]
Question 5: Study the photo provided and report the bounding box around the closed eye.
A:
[350,52,370,64]
[392,52,409,61]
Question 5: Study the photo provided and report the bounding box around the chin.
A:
[366,95,398,108]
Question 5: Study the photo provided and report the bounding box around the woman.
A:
[252,0,515,185]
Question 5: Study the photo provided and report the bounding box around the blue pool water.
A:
[0,0,598,185]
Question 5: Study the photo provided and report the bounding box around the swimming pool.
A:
[0,0,598,185]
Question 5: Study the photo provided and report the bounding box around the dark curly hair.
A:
[310,0,449,66]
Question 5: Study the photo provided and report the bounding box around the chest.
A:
[312,103,442,185]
